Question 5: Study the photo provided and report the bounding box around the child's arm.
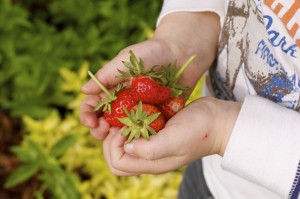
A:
[155,2,300,198]
[157,0,225,27]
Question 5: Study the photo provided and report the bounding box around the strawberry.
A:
[132,103,166,132]
[157,55,197,119]
[88,71,138,127]
[104,88,137,127]
[118,102,166,143]
[117,50,171,104]
[160,55,196,97]
[131,76,171,104]
[158,96,185,120]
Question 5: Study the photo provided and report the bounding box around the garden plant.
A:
[0,0,203,198]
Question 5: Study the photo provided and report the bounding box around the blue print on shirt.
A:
[211,0,300,112]
[264,15,298,58]
[250,73,294,103]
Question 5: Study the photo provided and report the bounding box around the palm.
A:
[160,97,217,161]
[100,97,219,176]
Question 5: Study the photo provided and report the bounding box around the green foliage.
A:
[4,162,39,188]
[0,0,162,118]
[50,135,78,157]
[6,65,183,199]
[1,0,196,198]
[6,138,80,199]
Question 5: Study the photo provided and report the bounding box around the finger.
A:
[90,117,110,140]
[103,128,139,176]
[109,129,184,174]
[80,83,130,129]
[80,95,102,128]
[81,54,131,94]
[123,128,179,160]
[81,41,174,95]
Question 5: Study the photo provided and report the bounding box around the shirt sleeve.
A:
[156,0,225,27]
[222,95,300,199]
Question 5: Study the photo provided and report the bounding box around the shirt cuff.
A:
[156,0,225,27]
[222,95,300,198]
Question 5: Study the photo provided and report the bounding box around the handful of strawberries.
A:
[88,51,196,143]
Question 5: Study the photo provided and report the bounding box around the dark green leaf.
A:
[4,163,39,188]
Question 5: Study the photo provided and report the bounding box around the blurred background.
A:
[0,0,189,198]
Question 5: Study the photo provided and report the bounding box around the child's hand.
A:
[79,39,198,140]
[79,12,220,141]
[80,12,220,144]
[102,97,242,176]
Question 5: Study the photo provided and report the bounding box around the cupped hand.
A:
[79,39,202,140]
[79,12,220,142]
[102,97,242,176]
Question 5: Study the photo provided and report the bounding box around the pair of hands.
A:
[79,12,241,176]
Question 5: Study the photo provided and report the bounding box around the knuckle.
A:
[144,149,156,160]
[111,157,119,169]
[90,130,106,140]
[108,166,118,175]
[110,168,126,176]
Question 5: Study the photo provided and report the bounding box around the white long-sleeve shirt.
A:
[158,0,300,198]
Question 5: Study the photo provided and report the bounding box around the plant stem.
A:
[174,55,196,83]
[87,71,115,100]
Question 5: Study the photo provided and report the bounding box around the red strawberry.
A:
[117,51,171,104]
[118,102,166,143]
[104,88,137,127]
[132,103,166,132]
[158,96,185,120]
[157,55,196,119]
[88,71,138,127]
[160,55,196,98]
[131,76,171,104]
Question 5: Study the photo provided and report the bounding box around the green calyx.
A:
[118,102,160,144]
[160,55,196,97]
[116,50,162,79]
[88,71,122,113]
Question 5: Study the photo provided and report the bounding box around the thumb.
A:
[123,131,175,160]
[81,55,127,94]
[81,40,174,94]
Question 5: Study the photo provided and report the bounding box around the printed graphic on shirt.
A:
[264,0,300,48]
[210,0,300,111]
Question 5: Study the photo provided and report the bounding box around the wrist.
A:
[215,100,242,156]
[153,11,220,71]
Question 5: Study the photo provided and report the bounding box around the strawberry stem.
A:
[174,55,196,83]
[88,71,115,100]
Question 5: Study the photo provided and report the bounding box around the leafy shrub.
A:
[2,0,205,198]
[0,0,162,118]
[6,64,184,199]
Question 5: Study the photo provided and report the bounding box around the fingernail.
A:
[124,143,134,154]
